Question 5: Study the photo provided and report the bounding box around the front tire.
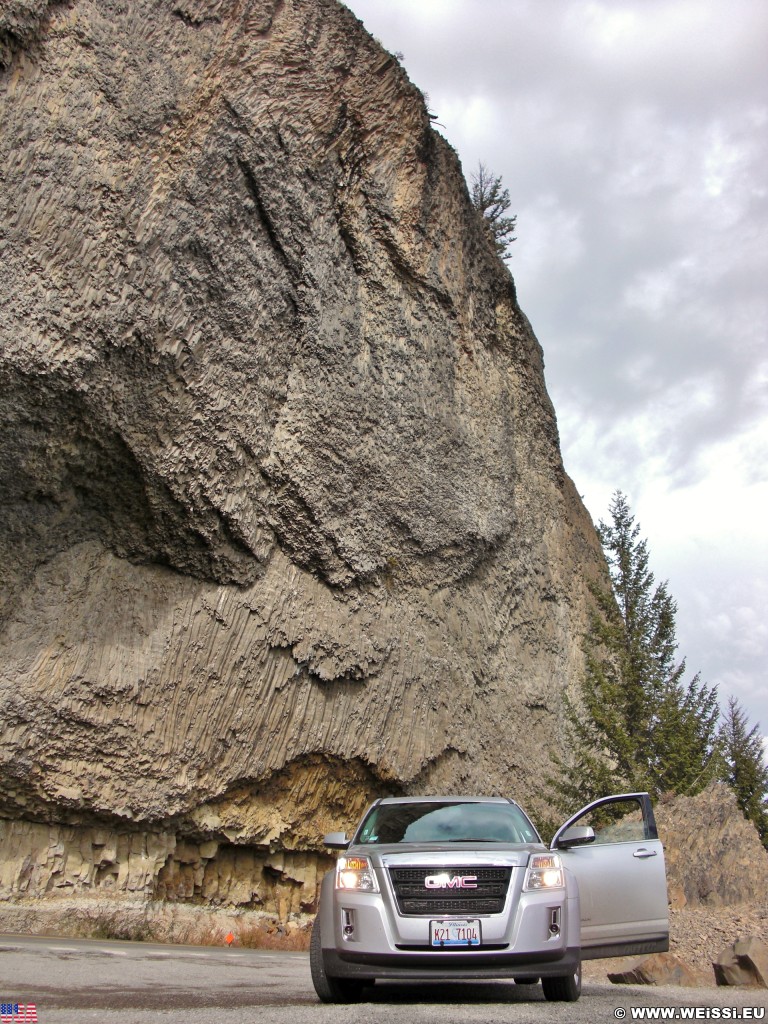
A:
[542,961,582,1002]
[309,918,365,1004]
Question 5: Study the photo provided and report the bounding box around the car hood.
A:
[350,843,547,868]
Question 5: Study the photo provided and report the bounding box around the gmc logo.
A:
[424,873,478,889]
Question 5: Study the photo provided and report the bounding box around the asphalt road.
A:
[1,934,767,1023]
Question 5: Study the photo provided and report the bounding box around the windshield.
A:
[354,801,540,845]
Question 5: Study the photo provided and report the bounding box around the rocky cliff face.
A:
[656,784,768,910]
[0,0,607,916]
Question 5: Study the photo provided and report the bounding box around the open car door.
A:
[551,793,669,960]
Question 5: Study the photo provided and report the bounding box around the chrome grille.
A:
[388,866,512,916]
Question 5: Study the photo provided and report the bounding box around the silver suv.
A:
[311,793,668,1003]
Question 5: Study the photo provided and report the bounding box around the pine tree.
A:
[469,162,517,260]
[720,696,768,846]
[651,668,721,795]
[549,492,721,808]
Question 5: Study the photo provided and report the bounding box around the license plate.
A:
[430,919,481,947]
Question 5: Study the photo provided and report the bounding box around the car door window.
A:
[570,797,648,845]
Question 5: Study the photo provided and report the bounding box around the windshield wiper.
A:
[445,838,499,842]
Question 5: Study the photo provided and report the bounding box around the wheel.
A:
[309,918,365,1003]
[514,976,540,985]
[542,961,582,1002]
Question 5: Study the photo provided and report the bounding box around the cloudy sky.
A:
[344,0,768,752]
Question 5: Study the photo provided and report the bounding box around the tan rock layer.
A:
[0,817,334,916]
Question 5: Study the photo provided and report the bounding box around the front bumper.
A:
[323,945,581,982]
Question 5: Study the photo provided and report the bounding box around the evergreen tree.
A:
[651,669,721,795]
[720,696,768,846]
[549,492,720,808]
[469,162,517,260]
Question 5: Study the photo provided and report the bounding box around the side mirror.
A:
[555,825,595,849]
[323,831,350,850]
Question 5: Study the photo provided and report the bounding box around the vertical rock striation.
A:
[0,0,607,916]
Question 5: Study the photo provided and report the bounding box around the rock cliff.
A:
[0,0,607,916]
[656,783,768,910]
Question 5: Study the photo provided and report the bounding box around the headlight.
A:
[335,855,379,892]
[523,853,564,891]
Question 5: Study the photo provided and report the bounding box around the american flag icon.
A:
[0,1005,37,1023]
